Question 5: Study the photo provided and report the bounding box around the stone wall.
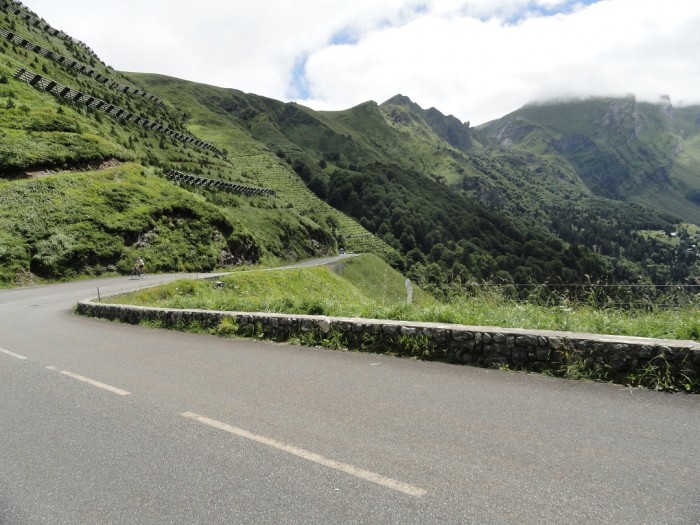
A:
[76,300,700,392]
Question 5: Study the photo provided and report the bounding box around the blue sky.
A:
[291,57,312,100]
[507,0,601,22]
[22,0,700,125]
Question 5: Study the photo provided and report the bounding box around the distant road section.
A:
[0,263,699,524]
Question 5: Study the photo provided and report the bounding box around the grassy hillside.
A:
[107,254,435,316]
[0,4,392,285]
[128,73,400,261]
[477,97,700,222]
[0,163,261,283]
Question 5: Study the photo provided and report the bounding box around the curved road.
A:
[0,266,698,524]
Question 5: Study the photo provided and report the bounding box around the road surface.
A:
[0,268,698,524]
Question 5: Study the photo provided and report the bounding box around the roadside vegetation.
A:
[104,254,700,392]
[108,254,700,342]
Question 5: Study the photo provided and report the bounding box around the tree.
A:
[307,176,328,199]
[399,231,416,251]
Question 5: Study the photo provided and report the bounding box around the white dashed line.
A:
[46,366,131,396]
[0,347,28,360]
[182,411,427,498]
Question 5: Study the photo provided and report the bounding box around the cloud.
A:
[302,0,700,123]
[22,0,700,125]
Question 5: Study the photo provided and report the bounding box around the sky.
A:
[19,0,700,125]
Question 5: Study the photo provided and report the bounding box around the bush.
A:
[31,231,77,277]
[216,317,239,336]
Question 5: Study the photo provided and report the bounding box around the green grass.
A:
[107,254,435,315]
[414,293,700,341]
[107,254,700,341]
[1,35,384,275]
[0,163,260,284]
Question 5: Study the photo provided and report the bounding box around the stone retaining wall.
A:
[77,300,700,391]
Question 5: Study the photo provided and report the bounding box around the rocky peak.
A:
[600,96,643,140]
[659,94,674,120]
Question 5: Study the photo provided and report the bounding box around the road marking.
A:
[46,366,130,396]
[182,411,427,498]
[0,347,28,360]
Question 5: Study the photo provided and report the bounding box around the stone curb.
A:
[76,299,700,390]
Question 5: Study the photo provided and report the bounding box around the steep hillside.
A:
[0,2,388,285]
[131,77,613,292]
[477,96,700,222]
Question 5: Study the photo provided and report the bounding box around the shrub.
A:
[31,231,77,277]
[216,317,239,336]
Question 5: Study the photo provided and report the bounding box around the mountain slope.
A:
[477,96,700,223]
[159,82,662,293]
[0,3,392,285]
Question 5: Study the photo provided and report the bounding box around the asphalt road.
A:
[0,268,698,524]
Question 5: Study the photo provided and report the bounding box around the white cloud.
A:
[303,0,700,123]
[20,0,700,125]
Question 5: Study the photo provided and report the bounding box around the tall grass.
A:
[108,255,700,342]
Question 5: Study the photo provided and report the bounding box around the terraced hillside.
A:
[0,2,391,285]
[122,73,399,260]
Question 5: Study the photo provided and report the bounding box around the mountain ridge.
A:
[477,95,700,222]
